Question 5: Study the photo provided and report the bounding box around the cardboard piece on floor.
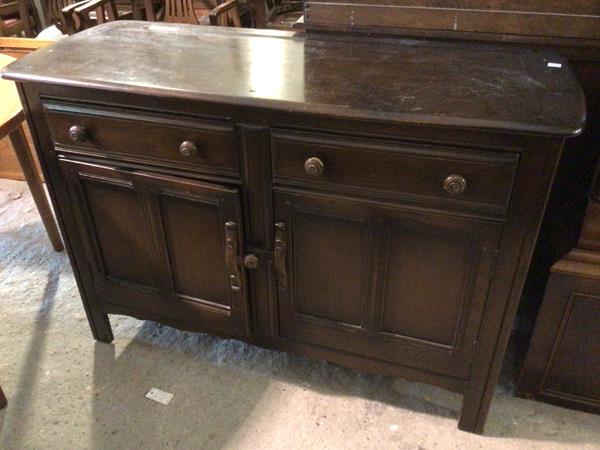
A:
[145,388,173,405]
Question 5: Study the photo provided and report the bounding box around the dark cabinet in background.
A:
[518,172,600,414]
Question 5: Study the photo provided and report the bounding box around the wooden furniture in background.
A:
[3,22,585,433]
[48,0,147,34]
[0,38,52,181]
[44,0,89,33]
[518,169,600,414]
[63,0,124,33]
[0,52,63,251]
[0,0,38,36]
[66,0,242,30]
[165,0,196,23]
[162,0,245,26]
[0,36,53,57]
[263,0,301,30]
[129,0,159,21]
[303,0,600,41]
[208,0,239,26]
[247,0,302,29]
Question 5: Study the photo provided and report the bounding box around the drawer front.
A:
[272,129,519,214]
[44,102,239,176]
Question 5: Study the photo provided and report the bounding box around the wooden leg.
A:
[458,386,489,434]
[9,124,64,252]
[0,385,7,410]
[88,309,114,343]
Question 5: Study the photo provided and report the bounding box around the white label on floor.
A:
[145,388,173,405]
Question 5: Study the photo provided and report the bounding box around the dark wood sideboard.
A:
[2,22,586,433]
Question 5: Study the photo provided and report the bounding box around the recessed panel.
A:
[293,211,370,325]
[83,179,156,287]
[160,194,230,307]
[381,227,474,346]
[543,294,600,402]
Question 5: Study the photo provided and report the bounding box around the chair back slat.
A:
[164,0,198,24]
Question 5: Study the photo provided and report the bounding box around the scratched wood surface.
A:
[2,22,586,136]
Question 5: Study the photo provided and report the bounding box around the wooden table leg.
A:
[0,385,6,409]
[9,123,64,252]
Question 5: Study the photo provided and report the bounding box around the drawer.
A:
[271,129,519,214]
[43,102,239,177]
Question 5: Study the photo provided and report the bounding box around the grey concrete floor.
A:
[1,178,599,450]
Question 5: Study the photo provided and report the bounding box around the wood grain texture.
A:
[1,22,586,136]
[44,101,239,177]
[59,159,250,338]
[271,129,518,216]
[305,0,600,40]
[273,187,503,379]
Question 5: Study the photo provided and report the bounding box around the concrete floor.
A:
[1,178,599,450]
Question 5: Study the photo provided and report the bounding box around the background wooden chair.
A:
[68,0,244,31]
[163,0,203,23]
[44,0,86,33]
[61,0,141,33]
[164,0,246,26]
[208,0,240,27]
[0,0,39,36]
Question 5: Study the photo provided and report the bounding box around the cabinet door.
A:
[274,189,503,378]
[60,159,249,337]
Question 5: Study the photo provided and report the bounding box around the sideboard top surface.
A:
[2,21,586,136]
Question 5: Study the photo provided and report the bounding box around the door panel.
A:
[81,177,157,287]
[60,159,249,337]
[381,226,476,346]
[160,193,230,306]
[293,211,371,325]
[274,188,502,378]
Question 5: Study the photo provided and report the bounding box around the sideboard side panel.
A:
[16,82,114,342]
[459,136,565,432]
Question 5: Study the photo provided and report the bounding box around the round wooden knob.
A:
[243,254,259,269]
[304,157,324,176]
[443,175,467,196]
[179,140,198,158]
[69,125,88,143]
